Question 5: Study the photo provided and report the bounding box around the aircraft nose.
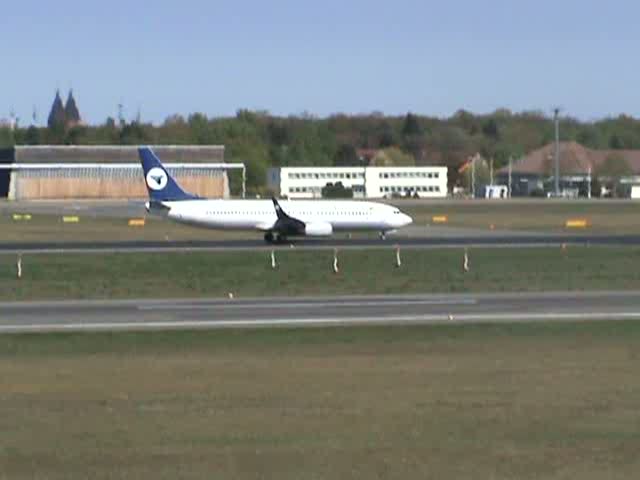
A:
[390,212,412,228]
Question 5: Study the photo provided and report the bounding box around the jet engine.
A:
[304,222,333,236]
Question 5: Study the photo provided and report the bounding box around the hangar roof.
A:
[499,142,640,175]
[1,145,225,164]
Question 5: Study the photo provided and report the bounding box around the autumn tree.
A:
[595,154,633,197]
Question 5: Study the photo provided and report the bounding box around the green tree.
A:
[452,109,480,135]
[428,126,472,167]
[24,126,40,145]
[609,134,624,149]
[371,147,415,166]
[333,143,360,166]
[321,182,353,198]
[0,128,14,147]
[65,126,88,145]
[119,122,152,145]
[460,156,491,195]
[378,121,396,147]
[482,118,500,140]
[401,113,423,136]
[227,142,270,194]
[595,154,633,197]
[576,126,604,149]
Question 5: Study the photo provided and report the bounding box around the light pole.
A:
[508,157,513,198]
[242,166,246,198]
[471,155,476,198]
[489,157,494,185]
[553,108,561,196]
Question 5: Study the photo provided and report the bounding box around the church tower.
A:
[64,90,81,127]
[47,90,66,129]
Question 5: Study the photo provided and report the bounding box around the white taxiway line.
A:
[136,299,478,311]
[1,311,640,333]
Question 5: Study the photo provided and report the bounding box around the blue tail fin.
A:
[138,147,198,201]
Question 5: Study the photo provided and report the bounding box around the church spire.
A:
[64,89,81,126]
[47,89,65,129]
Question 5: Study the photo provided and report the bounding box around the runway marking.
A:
[2,311,640,333]
[136,298,478,311]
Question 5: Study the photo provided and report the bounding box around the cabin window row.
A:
[205,210,370,216]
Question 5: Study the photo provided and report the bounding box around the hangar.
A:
[0,145,244,200]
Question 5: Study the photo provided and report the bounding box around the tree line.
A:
[2,109,640,193]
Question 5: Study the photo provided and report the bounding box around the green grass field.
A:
[2,247,640,301]
[1,323,639,479]
[0,213,253,243]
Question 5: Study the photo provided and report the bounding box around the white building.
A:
[268,166,448,199]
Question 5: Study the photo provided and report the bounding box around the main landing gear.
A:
[379,231,387,240]
[264,232,287,244]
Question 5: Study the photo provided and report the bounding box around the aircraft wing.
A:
[271,198,306,235]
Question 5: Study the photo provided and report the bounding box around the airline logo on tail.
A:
[138,147,198,201]
[146,167,168,191]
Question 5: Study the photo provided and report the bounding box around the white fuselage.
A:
[158,199,412,234]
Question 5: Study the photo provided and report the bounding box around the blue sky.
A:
[3,0,639,125]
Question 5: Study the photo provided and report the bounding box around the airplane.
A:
[139,147,413,243]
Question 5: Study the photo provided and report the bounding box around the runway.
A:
[4,198,640,252]
[2,291,640,333]
[1,233,640,253]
